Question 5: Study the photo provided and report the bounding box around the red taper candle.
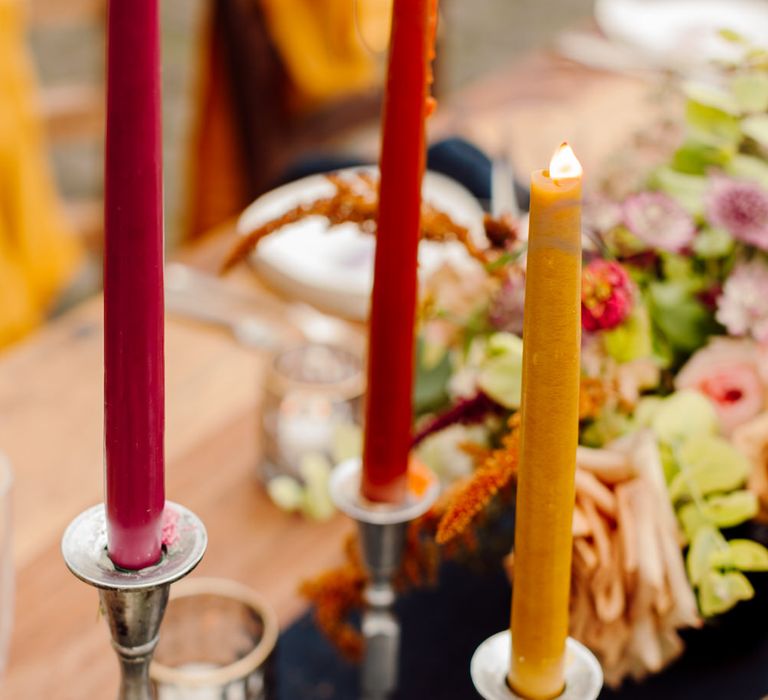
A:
[361,0,434,503]
[104,0,165,569]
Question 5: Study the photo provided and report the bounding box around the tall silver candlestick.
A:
[471,631,603,700]
[62,502,207,700]
[329,458,439,700]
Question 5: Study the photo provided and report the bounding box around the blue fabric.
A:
[276,561,768,699]
[277,137,530,213]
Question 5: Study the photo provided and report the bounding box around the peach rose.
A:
[675,338,767,435]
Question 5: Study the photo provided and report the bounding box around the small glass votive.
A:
[151,578,279,700]
[261,343,364,483]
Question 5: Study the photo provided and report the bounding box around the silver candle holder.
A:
[329,458,439,700]
[61,502,207,700]
[471,631,603,700]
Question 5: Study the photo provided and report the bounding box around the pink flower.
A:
[623,191,697,252]
[717,260,768,343]
[582,259,634,332]
[675,338,766,434]
[490,271,525,335]
[707,178,768,250]
[583,196,623,233]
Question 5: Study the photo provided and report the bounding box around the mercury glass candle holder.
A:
[329,457,440,699]
[62,503,207,700]
[261,343,364,483]
[150,578,279,700]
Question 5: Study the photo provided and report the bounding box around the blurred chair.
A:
[184,0,390,240]
[27,0,106,250]
[0,0,83,348]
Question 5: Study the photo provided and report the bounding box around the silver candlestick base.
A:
[471,631,603,700]
[329,458,440,700]
[61,502,207,700]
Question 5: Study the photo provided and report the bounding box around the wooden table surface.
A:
[0,54,658,699]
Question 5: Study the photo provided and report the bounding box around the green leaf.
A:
[719,29,749,45]
[602,306,653,363]
[693,227,734,258]
[698,570,754,617]
[670,435,751,502]
[651,391,719,446]
[678,502,709,543]
[477,333,524,409]
[685,100,742,148]
[299,453,335,521]
[730,540,768,571]
[650,167,708,215]
[687,525,728,585]
[672,141,732,175]
[662,254,696,285]
[660,440,680,484]
[709,539,768,572]
[267,475,304,512]
[727,154,768,189]
[485,248,524,273]
[732,73,768,112]
[579,410,633,448]
[702,491,759,529]
[683,83,740,115]
[741,114,768,147]
[648,281,716,354]
[413,337,453,416]
[634,396,663,427]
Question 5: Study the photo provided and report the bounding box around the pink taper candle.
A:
[104,0,165,570]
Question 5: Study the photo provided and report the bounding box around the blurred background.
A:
[33,0,591,249]
[0,0,599,351]
[8,0,767,351]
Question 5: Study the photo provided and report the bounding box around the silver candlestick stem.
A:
[61,502,207,700]
[329,459,439,700]
[471,631,603,700]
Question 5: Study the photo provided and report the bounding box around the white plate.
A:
[595,0,768,68]
[236,167,486,321]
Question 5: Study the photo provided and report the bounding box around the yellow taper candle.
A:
[509,143,583,699]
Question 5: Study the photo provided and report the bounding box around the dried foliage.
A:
[221,172,518,274]
[300,509,445,660]
[299,534,367,661]
[435,415,521,545]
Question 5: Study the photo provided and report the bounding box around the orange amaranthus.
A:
[220,171,518,274]
[435,414,520,544]
[299,534,367,661]
[302,381,602,657]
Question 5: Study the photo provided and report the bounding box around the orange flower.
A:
[579,377,607,421]
[299,535,367,661]
[436,416,520,544]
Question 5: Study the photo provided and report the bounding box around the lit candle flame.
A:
[549,142,582,181]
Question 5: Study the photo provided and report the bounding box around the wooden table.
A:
[1,54,658,698]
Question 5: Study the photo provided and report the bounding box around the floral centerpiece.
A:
[227,34,768,688]
[398,33,768,684]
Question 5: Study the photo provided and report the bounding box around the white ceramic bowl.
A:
[236,167,486,321]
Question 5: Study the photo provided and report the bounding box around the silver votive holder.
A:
[471,631,603,700]
[150,578,279,700]
[329,458,440,700]
[261,343,364,484]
